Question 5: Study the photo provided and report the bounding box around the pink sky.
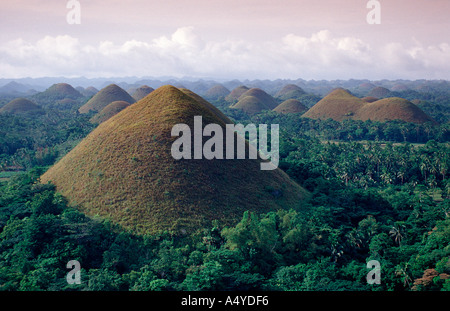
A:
[0,0,449,79]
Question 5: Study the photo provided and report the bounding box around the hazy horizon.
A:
[1,0,449,80]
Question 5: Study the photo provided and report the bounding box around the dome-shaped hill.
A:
[78,86,99,97]
[355,97,438,124]
[302,88,365,121]
[275,84,306,101]
[391,84,409,92]
[78,84,136,114]
[225,85,250,103]
[231,96,271,115]
[0,98,44,115]
[41,85,308,235]
[368,87,392,99]
[178,88,232,125]
[204,84,230,100]
[356,82,377,94]
[40,83,82,99]
[362,96,378,103]
[132,85,154,101]
[239,88,278,108]
[231,88,278,115]
[90,101,131,124]
[273,99,308,114]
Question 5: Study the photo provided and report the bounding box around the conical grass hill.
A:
[41,85,309,235]
[273,99,308,114]
[0,98,44,115]
[89,101,131,124]
[355,97,438,124]
[132,85,154,101]
[302,88,365,121]
[204,84,230,100]
[275,84,306,101]
[303,88,437,124]
[232,88,279,115]
[78,84,136,114]
[367,87,392,99]
[225,85,250,103]
[40,83,83,100]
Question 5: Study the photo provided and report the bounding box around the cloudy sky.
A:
[0,0,449,80]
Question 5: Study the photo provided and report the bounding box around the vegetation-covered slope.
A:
[0,98,43,115]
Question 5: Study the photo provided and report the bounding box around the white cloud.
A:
[0,28,449,80]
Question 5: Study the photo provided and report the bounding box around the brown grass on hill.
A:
[41,85,309,235]
[238,88,278,110]
[178,88,232,125]
[368,87,392,98]
[361,96,378,103]
[232,96,270,115]
[356,97,438,124]
[302,88,365,121]
[275,84,306,101]
[204,84,230,99]
[43,83,83,99]
[231,88,279,115]
[132,85,154,101]
[78,84,136,114]
[303,88,437,124]
[90,101,131,124]
[273,99,308,114]
[225,85,250,103]
[0,98,44,115]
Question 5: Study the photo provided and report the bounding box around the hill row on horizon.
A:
[0,81,439,125]
[1,77,449,99]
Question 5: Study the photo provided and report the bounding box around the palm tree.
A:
[389,225,405,246]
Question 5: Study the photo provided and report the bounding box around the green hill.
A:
[0,98,44,115]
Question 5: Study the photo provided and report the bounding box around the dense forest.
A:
[0,84,449,292]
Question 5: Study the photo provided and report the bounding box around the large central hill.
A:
[78,84,136,114]
[303,88,437,124]
[41,85,308,234]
